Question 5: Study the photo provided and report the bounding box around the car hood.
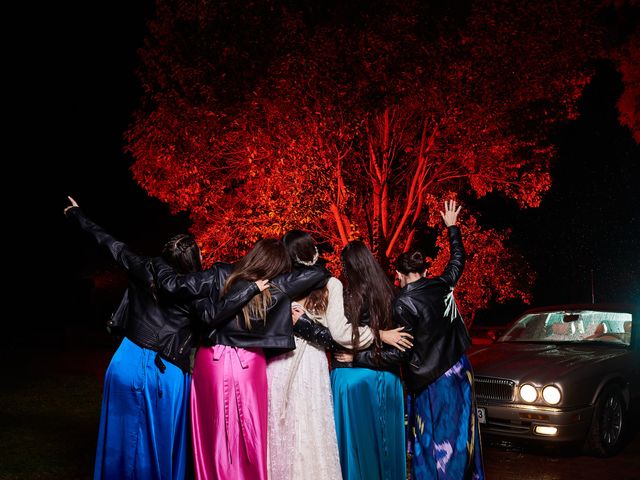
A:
[468,341,628,384]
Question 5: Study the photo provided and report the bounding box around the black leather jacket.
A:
[293,313,343,351]
[67,208,256,372]
[153,261,330,357]
[353,226,470,393]
[329,304,403,376]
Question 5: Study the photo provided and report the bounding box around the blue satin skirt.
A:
[94,337,192,480]
[409,354,484,480]
[331,367,406,480]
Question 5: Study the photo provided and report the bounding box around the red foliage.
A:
[125,0,629,316]
[615,28,640,143]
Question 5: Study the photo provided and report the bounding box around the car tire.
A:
[583,384,627,457]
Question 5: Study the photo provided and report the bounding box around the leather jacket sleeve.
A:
[107,290,129,335]
[152,258,221,300]
[293,313,342,351]
[439,226,465,287]
[353,299,416,369]
[66,207,143,273]
[194,280,260,329]
[275,265,331,299]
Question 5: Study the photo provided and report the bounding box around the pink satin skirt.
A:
[191,345,268,480]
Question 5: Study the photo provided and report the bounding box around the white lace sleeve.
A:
[324,277,374,349]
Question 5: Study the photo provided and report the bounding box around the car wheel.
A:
[584,384,626,457]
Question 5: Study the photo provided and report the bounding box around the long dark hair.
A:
[282,230,328,315]
[224,238,292,329]
[162,234,202,273]
[341,241,394,355]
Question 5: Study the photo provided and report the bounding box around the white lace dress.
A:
[266,277,373,480]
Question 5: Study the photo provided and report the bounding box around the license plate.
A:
[477,407,486,424]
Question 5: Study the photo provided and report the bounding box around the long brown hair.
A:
[341,241,394,357]
[282,229,328,314]
[224,238,292,329]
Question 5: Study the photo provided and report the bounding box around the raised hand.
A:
[440,200,462,227]
[64,196,79,215]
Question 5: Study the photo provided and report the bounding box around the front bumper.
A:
[477,401,594,443]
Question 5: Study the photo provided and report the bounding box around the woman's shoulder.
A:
[213,262,234,276]
[393,289,415,308]
[327,277,343,289]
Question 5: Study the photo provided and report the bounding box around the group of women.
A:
[65,196,484,480]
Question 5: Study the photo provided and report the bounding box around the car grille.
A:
[474,376,515,402]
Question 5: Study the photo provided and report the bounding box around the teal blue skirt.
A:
[94,337,192,480]
[331,367,406,480]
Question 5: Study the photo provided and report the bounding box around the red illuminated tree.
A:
[126,0,629,315]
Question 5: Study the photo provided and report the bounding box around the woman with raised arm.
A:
[64,197,263,480]
[348,200,484,480]
[265,230,413,480]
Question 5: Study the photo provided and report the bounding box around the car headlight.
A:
[542,385,561,405]
[519,383,538,403]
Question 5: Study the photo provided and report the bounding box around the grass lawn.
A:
[0,348,106,480]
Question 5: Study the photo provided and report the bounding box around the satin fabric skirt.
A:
[409,354,485,480]
[331,367,406,480]
[94,337,191,480]
[191,345,268,480]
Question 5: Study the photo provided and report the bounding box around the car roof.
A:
[519,304,638,316]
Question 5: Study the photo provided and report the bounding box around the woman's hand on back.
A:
[380,327,414,351]
[334,351,354,363]
[291,304,305,325]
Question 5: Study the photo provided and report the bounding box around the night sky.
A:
[32,1,640,343]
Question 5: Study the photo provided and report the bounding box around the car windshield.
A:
[499,310,632,346]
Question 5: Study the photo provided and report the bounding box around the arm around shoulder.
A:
[195,279,260,329]
[152,258,221,300]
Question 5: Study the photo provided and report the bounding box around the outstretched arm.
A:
[64,196,143,273]
[439,200,465,287]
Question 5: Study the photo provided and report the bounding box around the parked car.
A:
[468,304,639,456]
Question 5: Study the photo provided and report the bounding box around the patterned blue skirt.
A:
[331,367,406,480]
[94,337,192,480]
[409,354,484,480]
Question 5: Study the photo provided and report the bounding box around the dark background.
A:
[24,1,640,346]
[1,3,636,478]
